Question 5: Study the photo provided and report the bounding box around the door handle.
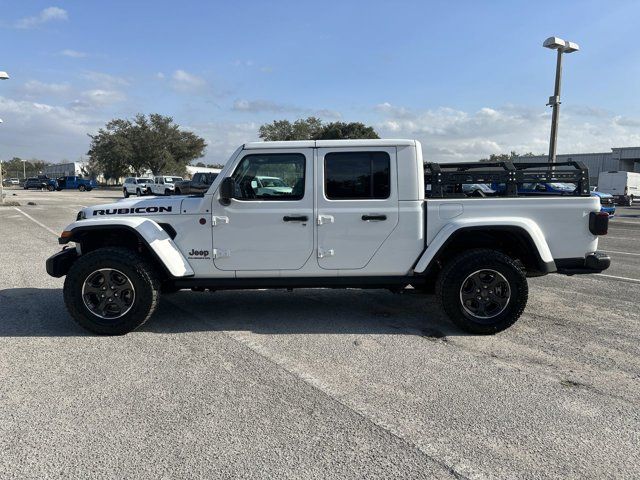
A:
[362,214,387,221]
[283,215,308,222]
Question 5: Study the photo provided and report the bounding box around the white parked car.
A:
[47,139,610,335]
[147,176,184,196]
[122,177,153,198]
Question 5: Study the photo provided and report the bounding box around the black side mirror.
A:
[219,177,234,205]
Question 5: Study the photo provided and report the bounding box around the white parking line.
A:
[600,250,640,256]
[595,273,640,284]
[13,207,58,237]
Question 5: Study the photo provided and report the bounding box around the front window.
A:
[137,178,151,184]
[231,153,305,200]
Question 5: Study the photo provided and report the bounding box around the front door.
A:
[212,149,314,271]
[316,147,399,270]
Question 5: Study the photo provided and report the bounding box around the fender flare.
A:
[60,217,194,278]
[413,218,555,274]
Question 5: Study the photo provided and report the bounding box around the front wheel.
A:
[123,188,130,198]
[136,188,142,196]
[436,249,528,334]
[63,247,160,335]
[78,185,86,192]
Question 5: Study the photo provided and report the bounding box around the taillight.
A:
[589,212,609,235]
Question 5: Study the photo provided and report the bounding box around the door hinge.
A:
[317,248,335,258]
[317,214,335,225]
[212,216,229,226]
[212,248,231,259]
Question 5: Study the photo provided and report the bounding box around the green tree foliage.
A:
[87,114,207,179]
[1,157,50,178]
[479,151,537,162]
[259,117,379,141]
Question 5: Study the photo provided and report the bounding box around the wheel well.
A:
[72,227,170,279]
[429,227,548,277]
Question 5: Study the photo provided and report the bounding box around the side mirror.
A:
[219,177,234,205]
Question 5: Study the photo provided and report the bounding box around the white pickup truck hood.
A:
[80,196,184,219]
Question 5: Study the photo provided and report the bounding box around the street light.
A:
[0,70,9,203]
[543,36,579,164]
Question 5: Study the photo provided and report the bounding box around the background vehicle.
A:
[47,140,609,336]
[8,178,19,185]
[56,176,97,192]
[591,190,616,216]
[462,183,496,197]
[24,175,57,191]
[123,177,152,197]
[597,171,640,206]
[174,172,219,195]
[148,176,183,195]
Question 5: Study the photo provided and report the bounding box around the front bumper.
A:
[46,247,78,278]
[555,252,611,275]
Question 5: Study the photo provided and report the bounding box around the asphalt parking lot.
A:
[1,188,639,479]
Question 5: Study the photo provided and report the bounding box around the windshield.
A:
[137,178,152,184]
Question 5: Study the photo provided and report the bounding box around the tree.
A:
[88,114,207,178]
[258,117,379,141]
[479,151,537,163]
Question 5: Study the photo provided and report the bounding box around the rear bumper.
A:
[46,247,78,278]
[555,252,611,275]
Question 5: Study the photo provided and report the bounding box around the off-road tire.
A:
[436,248,528,334]
[164,189,171,196]
[123,188,130,198]
[64,247,160,335]
[136,188,142,196]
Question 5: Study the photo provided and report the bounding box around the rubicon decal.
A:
[92,206,172,215]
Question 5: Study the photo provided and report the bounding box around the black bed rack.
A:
[424,161,590,198]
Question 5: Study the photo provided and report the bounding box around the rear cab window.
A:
[324,151,391,200]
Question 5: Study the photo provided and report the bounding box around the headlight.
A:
[76,210,86,221]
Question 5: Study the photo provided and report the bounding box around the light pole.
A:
[543,37,579,164]
[0,70,9,203]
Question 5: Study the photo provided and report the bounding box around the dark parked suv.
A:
[174,172,219,195]
[24,176,57,191]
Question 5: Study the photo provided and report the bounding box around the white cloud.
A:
[20,80,71,97]
[374,102,640,162]
[78,89,126,108]
[59,49,87,58]
[0,96,100,161]
[82,71,130,88]
[233,99,293,113]
[171,69,206,93]
[16,6,68,29]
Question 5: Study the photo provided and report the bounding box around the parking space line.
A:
[13,207,58,237]
[600,250,640,256]
[595,273,640,284]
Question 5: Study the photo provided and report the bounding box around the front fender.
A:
[60,217,194,277]
[413,217,554,273]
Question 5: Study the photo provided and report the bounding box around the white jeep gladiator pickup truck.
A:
[46,139,611,335]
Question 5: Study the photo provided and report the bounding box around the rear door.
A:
[212,149,314,271]
[316,147,399,270]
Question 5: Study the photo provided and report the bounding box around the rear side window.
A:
[324,151,390,200]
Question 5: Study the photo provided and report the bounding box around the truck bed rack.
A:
[424,161,590,198]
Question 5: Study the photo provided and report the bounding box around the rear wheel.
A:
[47,185,54,192]
[63,247,160,335]
[136,188,142,196]
[164,189,171,196]
[78,185,86,192]
[436,249,528,334]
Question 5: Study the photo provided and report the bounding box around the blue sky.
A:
[1,0,639,164]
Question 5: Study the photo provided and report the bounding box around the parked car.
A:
[24,176,57,191]
[591,190,616,216]
[174,172,219,195]
[597,171,640,206]
[47,139,610,335]
[462,183,496,197]
[123,177,153,198]
[8,178,19,185]
[55,176,97,192]
[147,176,184,196]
